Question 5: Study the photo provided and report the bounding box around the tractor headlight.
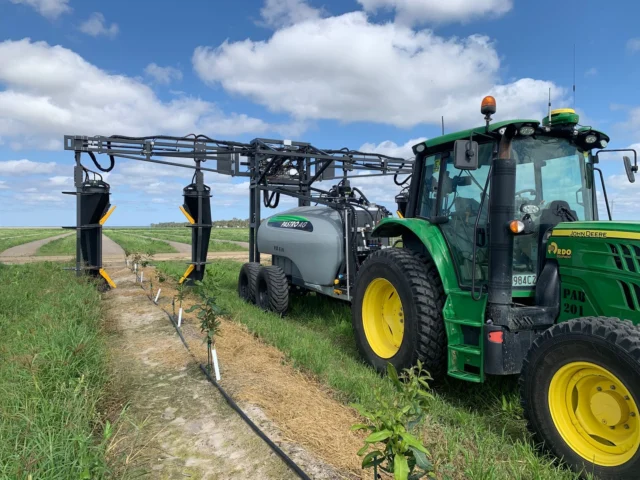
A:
[519,126,535,136]
[585,134,598,144]
[600,139,608,148]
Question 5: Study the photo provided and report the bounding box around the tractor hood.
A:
[551,221,640,241]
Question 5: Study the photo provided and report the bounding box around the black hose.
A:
[88,151,114,173]
[137,282,310,480]
[199,365,311,480]
[263,191,280,208]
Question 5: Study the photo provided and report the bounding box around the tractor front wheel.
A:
[351,248,446,379]
[520,317,640,479]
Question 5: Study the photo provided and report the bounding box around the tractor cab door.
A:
[417,142,495,287]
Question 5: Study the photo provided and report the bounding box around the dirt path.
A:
[103,266,345,479]
[102,233,126,257]
[0,232,73,257]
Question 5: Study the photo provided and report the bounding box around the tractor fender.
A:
[372,218,458,293]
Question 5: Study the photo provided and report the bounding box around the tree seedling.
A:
[351,361,435,480]
[186,295,223,380]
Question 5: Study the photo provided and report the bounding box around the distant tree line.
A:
[151,218,249,228]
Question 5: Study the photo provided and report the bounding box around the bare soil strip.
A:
[104,265,350,479]
[0,232,73,257]
[138,264,366,479]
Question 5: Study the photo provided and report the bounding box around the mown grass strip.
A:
[103,230,177,255]
[0,262,111,479]
[36,234,77,256]
[157,259,584,480]
[0,230,65,253]
[121,229,246,252]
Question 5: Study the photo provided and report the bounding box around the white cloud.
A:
[13,192,65,204]
[9,0,70,20]
[627,38,640,53]
[193,11,563,130]
[47,175,73,187]
[0,159,56,175]
[79,12,119,38]
[585,67,598,77]
[359,137,427,159]
[0,180,9,190]
[0,39,281,150]
[260,0,323,28]
[144,63,183,85]
[356,0,512,25]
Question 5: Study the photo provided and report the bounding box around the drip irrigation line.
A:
[132,275,311,480]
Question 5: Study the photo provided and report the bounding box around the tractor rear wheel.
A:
[520,317,640,479]
[256,265,289,316]
[238,262,261,303]
[351,248,446,379]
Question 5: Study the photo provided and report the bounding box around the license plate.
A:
[512,274,536,287]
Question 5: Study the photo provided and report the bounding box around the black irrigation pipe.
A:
[132,274,311,480]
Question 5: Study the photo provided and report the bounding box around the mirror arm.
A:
[596,148,638,171]
[594,167,612,220]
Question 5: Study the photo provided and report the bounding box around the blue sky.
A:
[0,0,639,226]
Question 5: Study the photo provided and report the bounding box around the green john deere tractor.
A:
[351,97,640,479]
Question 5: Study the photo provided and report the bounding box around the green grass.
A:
[103,230,177,255]
[157,259,585,480]
[0,262,111,479]
[0,229,65,254]
[121,229,246,252]
[36,234,77,256]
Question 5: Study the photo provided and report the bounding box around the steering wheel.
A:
[515,188,537,197]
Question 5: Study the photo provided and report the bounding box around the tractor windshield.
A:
[509,135,595,288]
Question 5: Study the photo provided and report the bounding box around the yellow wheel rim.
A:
[362,278,404,359]
[549,361,640,467]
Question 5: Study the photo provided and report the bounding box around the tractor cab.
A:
[404,103,614,299]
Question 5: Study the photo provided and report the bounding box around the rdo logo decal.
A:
[548,242,572,258]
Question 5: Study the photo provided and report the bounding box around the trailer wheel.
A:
[238,262,261,303]
[351,248,446,379]
[520,317,640,480]
[256,265,289,316]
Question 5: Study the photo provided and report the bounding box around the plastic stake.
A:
[212,348,221,381]
[154,288,161,303]
[178,307,183,327]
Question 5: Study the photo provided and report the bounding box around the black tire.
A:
[351,248,447,380]
[237,262,261,303]
[255,265,289,316]
[520,317,640,480]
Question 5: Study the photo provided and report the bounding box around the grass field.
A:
[0,229,64,253]
[103,230,177,255]
[137,227,249,243]
[156,259,585,480]
[0,262,111,479]
[125,229,247,251]
[36,234,77,256]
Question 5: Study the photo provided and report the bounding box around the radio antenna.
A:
[573,43,576,108]
[548,87,552,120]
[441,116,444,135]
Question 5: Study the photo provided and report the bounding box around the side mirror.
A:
[624,156,636,183]
[453,139,479,170]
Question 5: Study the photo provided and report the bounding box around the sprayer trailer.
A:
[239,97,640,479]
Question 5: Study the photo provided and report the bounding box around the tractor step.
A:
[445,317,483,327]
[448,370,483,383]
[449,344,481,356]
